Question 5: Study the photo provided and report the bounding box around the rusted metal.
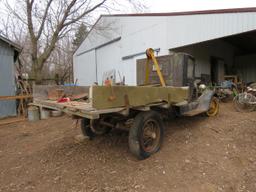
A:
[0,95,32,100]
[137,53,195,88]
[145,48,166,87]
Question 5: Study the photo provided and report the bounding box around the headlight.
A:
[199,84,206,90]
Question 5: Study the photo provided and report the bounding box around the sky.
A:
[1,0,256,37]
[145,0,256,12]
[1,0,256,15]
[1,0,256,18]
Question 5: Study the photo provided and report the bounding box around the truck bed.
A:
[32,99,126,119]
[32,85,190,119]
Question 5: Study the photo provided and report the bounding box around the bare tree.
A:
[3,0,145,84]
[50,35,74,84]
[0,12,32,77]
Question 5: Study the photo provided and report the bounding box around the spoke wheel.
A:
[81,117,112,139]
[233,93,256,112]
[129,111,164,160]
[206,97,219,117]
[140,119,161,153]
[91,118,112,135]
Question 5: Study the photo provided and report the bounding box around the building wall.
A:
[166,12,256,49]
[171,39,236,77]
[74,12,256,86]
[235,54,256,83]
[74,16,170,85]
[0,41,17,118]
[73,49,96,85]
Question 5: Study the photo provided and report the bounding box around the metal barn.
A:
[73,8,256,86]
[0,35,21,118]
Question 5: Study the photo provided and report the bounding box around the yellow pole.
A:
[144,59,150,85]
[146,48,166,87]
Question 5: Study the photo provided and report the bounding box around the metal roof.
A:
[75,7,256,54]
[0,35,22,52]
[103,7,256,17]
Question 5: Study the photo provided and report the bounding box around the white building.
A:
[74,7,256,86]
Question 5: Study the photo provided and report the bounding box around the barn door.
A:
[211,57,225,84]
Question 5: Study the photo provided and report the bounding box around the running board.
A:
[183,108,207,116]
[179,90,214,117]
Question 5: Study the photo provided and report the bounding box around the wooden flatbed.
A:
[32,99,126,119]
[32,85,189,119]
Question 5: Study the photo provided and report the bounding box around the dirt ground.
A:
[0,103,255,192]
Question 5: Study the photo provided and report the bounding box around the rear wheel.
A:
[81,118,112,139]
[129,111,164,160]
[90,118,112,135]
[81,118,94,139]
[206,97,219,117]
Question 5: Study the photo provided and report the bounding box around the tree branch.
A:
[63,0,107,27]
[26,0,38,62]
[36,0,54,40]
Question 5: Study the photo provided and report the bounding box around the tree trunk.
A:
[34,69,43,84]
[31,59,43,84]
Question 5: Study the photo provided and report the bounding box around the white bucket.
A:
[40,109,50,120]
[28,106,40,122]
[51,110,63,117]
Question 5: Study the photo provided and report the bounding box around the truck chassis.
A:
[32,84,218,159]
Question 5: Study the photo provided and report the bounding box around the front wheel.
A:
[233,93,256,112]
[129,111,164,160]
[206,97,219,117]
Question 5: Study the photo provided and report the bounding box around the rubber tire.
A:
[129,111,164,160]
[91,118,112,135]
[81,118,95,139]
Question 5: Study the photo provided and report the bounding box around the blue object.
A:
[220,80,233,88]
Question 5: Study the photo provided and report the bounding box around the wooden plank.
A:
[33,85,89,100]
[32,100,127,119]
[0,95,32,100]
[33,100,95,112]
[91,85,189,110]
[0,117,26,126]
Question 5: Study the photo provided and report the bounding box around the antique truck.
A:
[32,49,219,159]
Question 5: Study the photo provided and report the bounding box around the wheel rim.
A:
[91,118,109,135]
[140,119,161,153]
[207,98,219,117]
[233,93,256,112]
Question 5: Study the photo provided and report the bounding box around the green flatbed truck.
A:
[32,50,219,159]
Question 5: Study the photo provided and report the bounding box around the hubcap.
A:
[207,98,219,116]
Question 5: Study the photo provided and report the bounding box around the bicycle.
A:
[233,85,256,112]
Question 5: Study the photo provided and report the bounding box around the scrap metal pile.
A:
[233,82,256,112]
[212,79,256,113]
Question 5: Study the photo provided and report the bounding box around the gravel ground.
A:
[0,103,255,192]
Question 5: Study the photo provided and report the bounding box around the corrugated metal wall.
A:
[74,12,256,86]
[235,54,256,83]
[166,13,256,49]
[74,16,169,85]
[0,41,17,118]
